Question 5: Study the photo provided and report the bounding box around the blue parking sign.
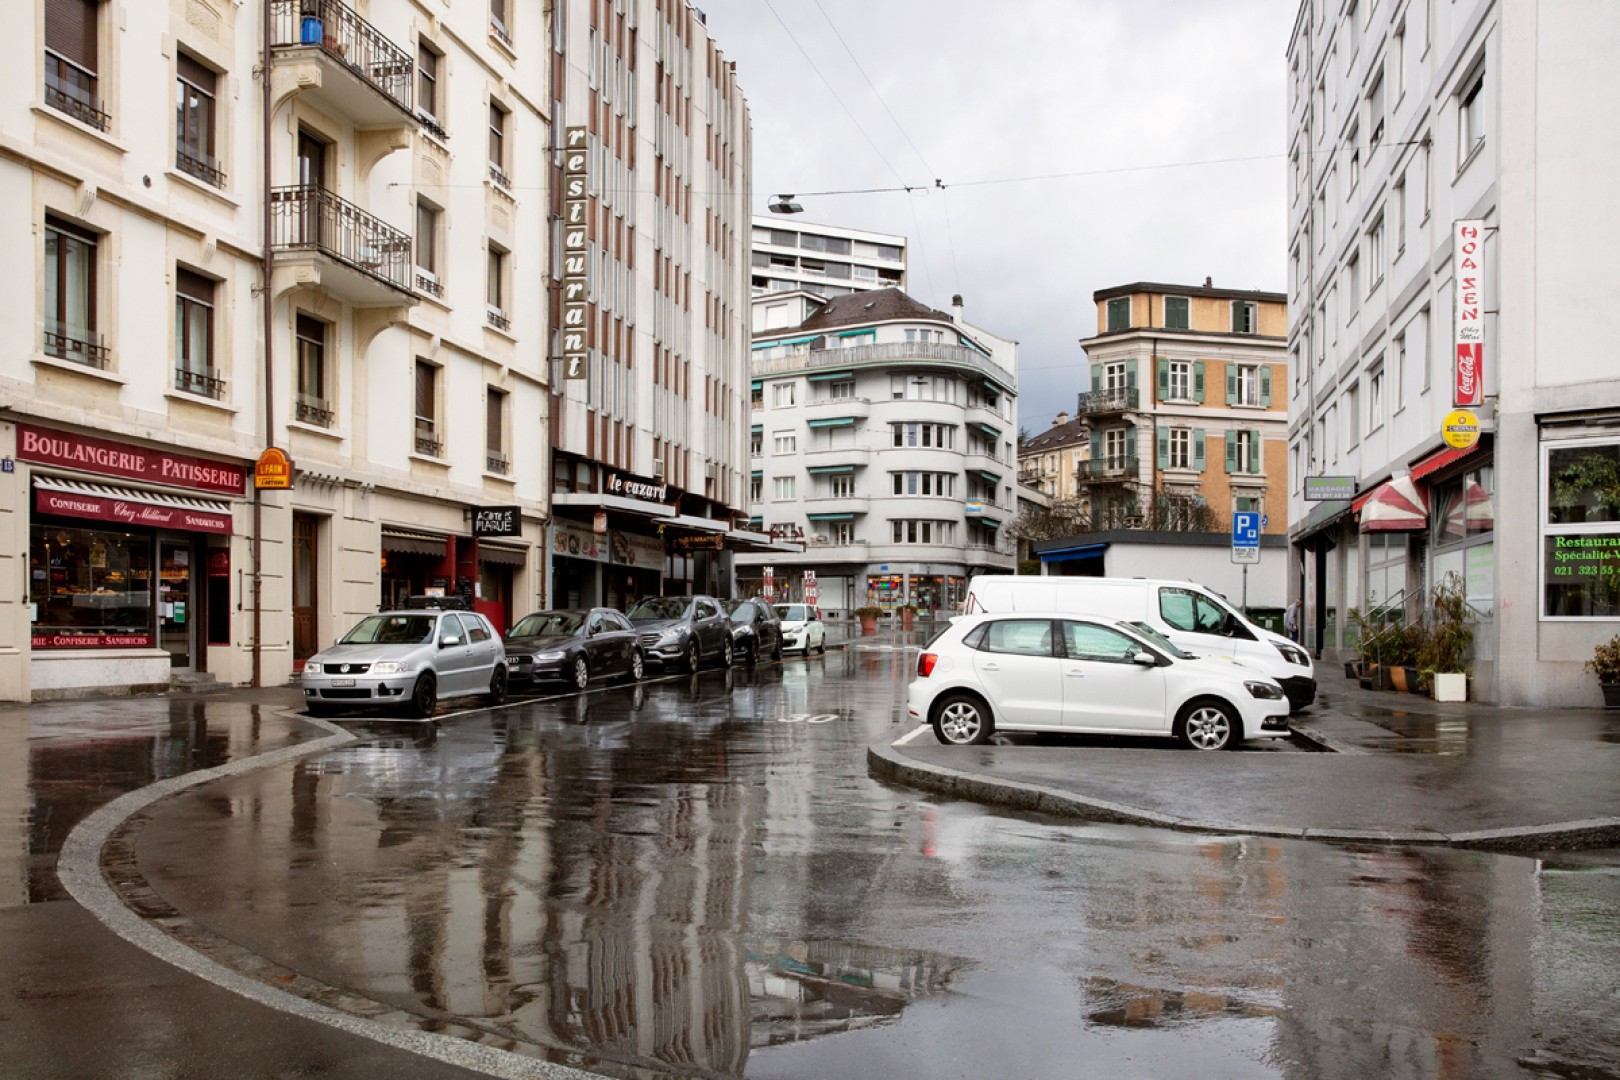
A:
[1232,512,1261,548]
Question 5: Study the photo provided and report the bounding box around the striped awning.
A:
[33,476,234,535]
[1355,475,1428,532]
[382,528,451,556]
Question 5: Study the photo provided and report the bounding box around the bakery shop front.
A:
[16,423,244,698]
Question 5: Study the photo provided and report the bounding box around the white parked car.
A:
[773,603,826,655]
[907,612,1291,750]
[301,610,508,719]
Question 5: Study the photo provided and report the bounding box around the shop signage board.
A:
[672,534,724,552]
[1442,409,1481,450]
[804,570,818,605]
[763,566,775,602]
[17,423,246,495]
[562,125,589,380]
[1232,511,1261,564]
[471,505,521,538]
[1453,219,1486,407]
[551,520,662,569]
[605,471,669,503]
[34,487,233,534]
[1304,475,1356,501]
[254,447,293,490]
[31,632,154,649]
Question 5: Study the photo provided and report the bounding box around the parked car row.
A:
[301,595,830,719]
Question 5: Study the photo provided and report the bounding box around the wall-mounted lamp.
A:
[768,194,804,214]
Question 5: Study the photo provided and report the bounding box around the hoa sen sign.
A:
[1453,220,1486,407]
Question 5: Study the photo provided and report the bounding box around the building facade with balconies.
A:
[750,219,906,299]
[1076,282,1289,544]
[736,288,1017,615]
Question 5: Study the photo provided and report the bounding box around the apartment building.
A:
[736,288,1017,615]
[1285,0,1620,705]
[750,218,906,299]
[1074,282,1289,548]
[0,0,751,701]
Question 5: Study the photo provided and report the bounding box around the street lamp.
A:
[768,194,803,214]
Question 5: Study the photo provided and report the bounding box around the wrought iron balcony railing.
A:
[44,52,109,130]
[175,367,226,399]
[269,0,413,116]
[176,147,226,188]
[270,185,412,293]
[43,321,110,368]
[1083,387,1139,414]
[486,452,510,475]
[296,395,334,427]
[1079,454,1140,482]
[415,433,443,457]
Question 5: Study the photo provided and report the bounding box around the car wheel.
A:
[742,640,757,666]
[570,656,590,692]
[721,637,734,668]
[485,666,508,706]
[684,641,700,674]
[626,649,645,683]
[932,693,992,745]
[1177,698,1240,751]
[406,674,438,719]
[815,632,826,655]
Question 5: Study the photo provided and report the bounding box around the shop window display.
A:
[31,525,155,646]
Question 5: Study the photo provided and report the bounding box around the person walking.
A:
[1284,598,1302,644]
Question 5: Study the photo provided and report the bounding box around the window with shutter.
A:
[174,268,216,394]
[414,360,439,454]
[45,0,107,129]
[176,53,222,186]
[1164,296,1190,329]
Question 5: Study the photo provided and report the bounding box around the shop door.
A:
[158,537,194,669]
[293,513,320,663]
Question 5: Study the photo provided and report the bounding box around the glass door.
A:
[158,537,193,669]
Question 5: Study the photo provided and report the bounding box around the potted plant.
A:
[900,603,917,629]
[1584,633,1620,708]
[1419,573,1474,702]
[854,605,882,635]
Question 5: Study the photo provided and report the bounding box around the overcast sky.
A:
[698,0,1297,435]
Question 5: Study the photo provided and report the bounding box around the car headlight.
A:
[1245,680,1285,700]
[658,629,684,645]
[534,650,566,661]
[372,661,410,675]
[1271,641,1310,666]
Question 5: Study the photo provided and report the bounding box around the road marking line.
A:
[894,724,931,745]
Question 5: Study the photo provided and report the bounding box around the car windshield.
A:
[340,614,437,646]
[722,600,758,623]
[775,604,807,622]
[627,597,691,622]
[1125,620,1195,659]
[509,611,584,638]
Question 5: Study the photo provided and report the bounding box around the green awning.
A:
[807,370,855,382]
[808,417,856,428]
[751,470,762,478]
[980,518,1003,529]
[752,334,819,349]
[807,512,856,522]
[750,380,762,390]
[974,422,1002,439]
[978,470,1002,483]
[837,329,876,338]
[751,424,763,433]
[808,465,855,475]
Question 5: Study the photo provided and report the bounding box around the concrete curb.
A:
[57,708,616,1080]
[866,733,1620,852]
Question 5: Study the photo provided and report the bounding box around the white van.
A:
[961,575,1315,712]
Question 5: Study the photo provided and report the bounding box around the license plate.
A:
[332,678,355,687]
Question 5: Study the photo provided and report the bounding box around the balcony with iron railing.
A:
[270,185,414,303]
[43,320,110,369]
[1083,387,1139,415]
[414,431,443,458]
[1078,454,1140,483]
[296,395,335,427]
[752,340,1014,391]
[269,0,414,128]
[175,366,226,400]
[486,452,510,475]
[44,51,109,131]
[175,146,227,188]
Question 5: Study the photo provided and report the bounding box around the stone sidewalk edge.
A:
[866,734,1620,853]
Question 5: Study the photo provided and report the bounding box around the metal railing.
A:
[1083,387,1139,413]
[43,321,110,368]
[296,395,334,426]
[44,52,109,130]
[415,432,443,457]
[270,185,412,293]
[175,367,226,399]
[176,147,226,187]
[269,0,413,116]
[752,340,1015,389]
[1079,454,1139,482]
[486,308,511,331]
[488,163,512,190]
[486,452,510,475]
[415,271,442,298]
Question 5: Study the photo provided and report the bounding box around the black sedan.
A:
[722,599,784,664]
[503,608,644,691]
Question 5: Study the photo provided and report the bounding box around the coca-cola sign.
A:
[35,489,233,535]
[1453,220,1486,407]
[17,424,246,495]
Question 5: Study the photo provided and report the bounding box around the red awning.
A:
[1356,474,1429,533]
[33,477,234,535]
[1410,440,1483,482]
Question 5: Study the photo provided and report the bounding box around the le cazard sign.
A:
[1453,220,1485,407]
[562,125,589,380]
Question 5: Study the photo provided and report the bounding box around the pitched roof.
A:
[795,287,955,332]
[1021,417,1086,451]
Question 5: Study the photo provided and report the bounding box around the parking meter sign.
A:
[1232,512,1261,564]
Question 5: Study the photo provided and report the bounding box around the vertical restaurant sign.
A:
[562,125,589,380]
[1453,219,1485,407]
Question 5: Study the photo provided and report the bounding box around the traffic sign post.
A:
[1232,511,1262,609]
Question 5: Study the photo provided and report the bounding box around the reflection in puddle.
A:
[748,939,964,1048]
[1082,975,1280,1029]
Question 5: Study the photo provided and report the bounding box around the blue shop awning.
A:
[807,465,855,475]
[752,334,820,349]
[1041,541,1109,563]
[807,370,855,382]
[808,417,856,428]
[807,512,855,522]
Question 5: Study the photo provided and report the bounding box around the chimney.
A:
[951,293,964,323]
[1053,411,1069,427]
[1203,276,1213,288]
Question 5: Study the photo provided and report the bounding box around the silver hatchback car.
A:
[301,610,508,719]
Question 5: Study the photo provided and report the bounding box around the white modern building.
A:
[0,0,752,701]
[1285,0,1620,705]
[737,288,1018,615]
[750,218,906,299]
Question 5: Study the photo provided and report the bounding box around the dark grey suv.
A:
[625,595,733,672]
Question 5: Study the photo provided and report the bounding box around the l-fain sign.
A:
[1453,219,1486,407]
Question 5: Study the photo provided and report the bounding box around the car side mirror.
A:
[1132,651,1159,667]
[440,635,463,648]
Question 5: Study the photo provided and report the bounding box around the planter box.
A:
[1344,660,1362,679]
[1602,683,1620,709]
[1431,672,1467,702]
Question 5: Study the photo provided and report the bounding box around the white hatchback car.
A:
[301,610,508,719]
[773,603,826,655]
[907,612,1291,750]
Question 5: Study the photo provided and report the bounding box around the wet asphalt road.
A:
[16,649,1620,1079]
